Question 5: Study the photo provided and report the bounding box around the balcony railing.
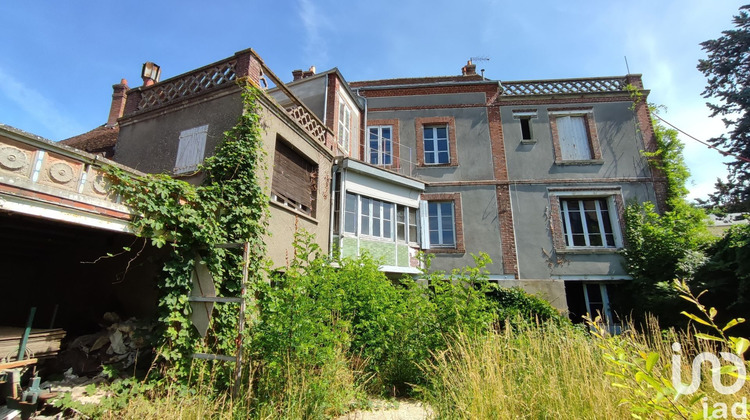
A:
[125,49,335,153]
[501,76,629,96]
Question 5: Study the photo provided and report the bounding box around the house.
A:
[59,50,665,325]
[349,63,665,325]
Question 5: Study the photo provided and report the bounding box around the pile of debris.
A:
[58,312,154,376]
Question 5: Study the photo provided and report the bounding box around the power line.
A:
[652,113,750,163]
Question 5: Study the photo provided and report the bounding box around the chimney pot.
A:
[292,69,304,81]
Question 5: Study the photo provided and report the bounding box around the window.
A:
[360,197,393,239]
[174,125,208,174]
[428,202,455,247]
[342,193,415,242]
[548,108,602,163]
[512,110,537,143]
[415,116,457,167]
[368,126,392,166]
[520,117,533,141]
[560,197,615,248]
[423,125,450,165]
[271,139,317,217]
[338,99,351,152]
[557,116,591,160]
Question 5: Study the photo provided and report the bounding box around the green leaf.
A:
[681,311,711,326]
[694,333,723,342]
[645,352,659,373]
[731,337,750,355]
[722,318,746,331]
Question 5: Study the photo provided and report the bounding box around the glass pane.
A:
[430,230,439,244]
[567,207,583,234]
[428,202,438,217]
[440,202,452,215]
[382,127,391,139]
[373,219,381,237]
[572,234,587,246]
[436,127,447,139]
[346,193,356,212]
[397,224,405,241]
[437,139,448,152]
[361,215,369,235]
[424,140,435,151]
[383,220,391,238]
[438,151,449,163]
[383,203,393,221]
[369,128,378,139]
[423,127,433,139]
[344,213,356,233]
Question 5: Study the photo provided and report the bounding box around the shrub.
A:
[487,287,569,327]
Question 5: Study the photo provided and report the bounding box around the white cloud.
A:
[297,0,330,65]
[0,67,84,139]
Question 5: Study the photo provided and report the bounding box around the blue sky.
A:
[1,0,746,200]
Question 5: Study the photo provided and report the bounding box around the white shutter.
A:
[558,116,591,160]
[175,125,209,174]
[419,200,430,249]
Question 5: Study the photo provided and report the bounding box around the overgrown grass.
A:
[421,318,750,420]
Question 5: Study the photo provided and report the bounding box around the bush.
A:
[487,287,569,327]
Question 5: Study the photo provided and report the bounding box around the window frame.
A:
[338,97,352,153]
[548,108,603,165]
[270,138,318,218]
[549,188,624,253]
[368,125,393,166]
[415,116,458,167]
[366,119,400,169]
[420,192,464,253]
[560,197,616,248]
[343,192,415,243]
[512,109,538,144]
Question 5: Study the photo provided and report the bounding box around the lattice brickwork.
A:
[138,60,237,111]
[501,77,628,96]
[286,106,330,149]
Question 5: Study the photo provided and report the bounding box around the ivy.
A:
[104,83,269,380]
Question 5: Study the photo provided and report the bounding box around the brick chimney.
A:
[462,60,477,76]
[292,66,317,81]
[106,79,129,127]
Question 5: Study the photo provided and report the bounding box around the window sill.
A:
[555,247,620,255]
[417,163,458,168]
[554,159,605,166]
[269,200,318,224]
[426,247,465,254]
[520,139,536,145]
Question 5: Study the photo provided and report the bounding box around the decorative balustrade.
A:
[136,59,237,111]
[501,77,628,96]
[286,105,329,147]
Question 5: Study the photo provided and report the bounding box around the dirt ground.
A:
[337,399,433,420]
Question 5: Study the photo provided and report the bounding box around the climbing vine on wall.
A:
[104,83,269,379]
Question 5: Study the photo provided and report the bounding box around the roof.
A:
[60,124,118,154]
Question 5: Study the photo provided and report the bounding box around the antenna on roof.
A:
[470,56,490,63]
[624,56,631,74]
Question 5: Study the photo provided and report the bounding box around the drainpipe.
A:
[328,158,340,259]
[322,74,329,125]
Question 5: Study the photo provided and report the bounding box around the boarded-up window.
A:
[271,139,317,217]
[556,116,591,160]
[174,125,208,174]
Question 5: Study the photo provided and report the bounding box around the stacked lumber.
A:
[0,327,66,361]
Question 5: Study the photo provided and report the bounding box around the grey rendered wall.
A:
[367,92,504,273]
[501,101,652,180]
[116,91,243,174]
[269,76,327,122]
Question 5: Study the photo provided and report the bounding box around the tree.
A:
[697,5,750,211]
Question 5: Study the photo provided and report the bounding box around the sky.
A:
[1,0,746,201]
